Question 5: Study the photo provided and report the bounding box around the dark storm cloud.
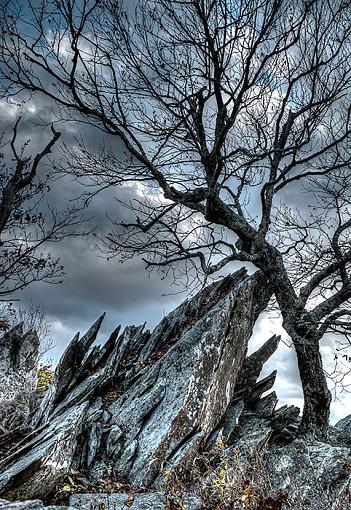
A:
[0,90,183,358]
[0,104,215,357]
[15,177,184,358]
[19,232,182,359]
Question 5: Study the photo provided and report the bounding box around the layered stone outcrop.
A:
[0,269,273,499]
[0,268,350,509]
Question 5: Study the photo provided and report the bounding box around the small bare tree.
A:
[0,118,86,315]
[2,0,351,438]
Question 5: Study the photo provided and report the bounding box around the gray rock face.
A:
[204,419,350,509]
[0,403,88,500]
[1,267,351,508]
[336,414,351,434]
[101,270,266,486]
[0,269,273,500]
[267,439,351,508]
[0,499,75,509]
[69,492,202,510]
[31,314,107,427]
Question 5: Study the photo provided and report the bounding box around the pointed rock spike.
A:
[235,335,281,400]
[246,370,277,404]
[250,334,281,363]
[79,313,106,352]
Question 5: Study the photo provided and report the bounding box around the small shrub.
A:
[37,364,54,391]
[161,435,277,510]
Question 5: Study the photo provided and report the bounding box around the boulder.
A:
[267,439,351,508]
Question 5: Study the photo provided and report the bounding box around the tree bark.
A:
[291,332,331,440]
[264,250,331,439]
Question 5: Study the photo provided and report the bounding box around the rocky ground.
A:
[0,269,350,509]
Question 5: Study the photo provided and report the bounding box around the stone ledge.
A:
[69,492,202,510]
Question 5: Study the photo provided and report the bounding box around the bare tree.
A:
[2,0,351,438]
[5,301,53,356]
[0,118,86,310]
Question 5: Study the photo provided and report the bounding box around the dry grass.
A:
[160,435,350,510]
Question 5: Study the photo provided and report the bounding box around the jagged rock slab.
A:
[137,268,248,361]
[32,321,152,429]
[235,335,280,404]
[336,414,351,434]
[245,370,277,404]
[269,404,300,440]
[208,338,280,447]
[0,269,275,499]
[205,399,246,450]
[31,315,106,427]
[3,265,351,509]
[97,270,269,486]
[228,412,272,457]
[69,492,202,510]
[0,403,88,500]
[219,400,245,445]
[253,391,278,418]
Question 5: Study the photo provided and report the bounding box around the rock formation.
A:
[0,324,40,437]
[0,268,350,509]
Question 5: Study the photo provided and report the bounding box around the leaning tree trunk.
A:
[291,330,331,440]
[272,257,332,439]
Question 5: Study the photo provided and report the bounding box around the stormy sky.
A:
[1,1,351,426]
[1,95,350,425]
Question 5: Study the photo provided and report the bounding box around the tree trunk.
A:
[269,254,332,439]
[292,332,331,440]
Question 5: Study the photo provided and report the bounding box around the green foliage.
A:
[36,364,54,392]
